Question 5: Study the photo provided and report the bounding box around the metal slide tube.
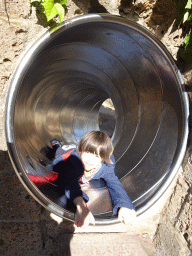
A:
[5,14,189,225]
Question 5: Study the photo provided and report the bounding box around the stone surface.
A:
[165,175,190,226]
[70,233,157,256]
[0,170,41,221]
[154,217,191,256]
[153,146,192,253]
[153,173,192,255]
[0,222,43,256]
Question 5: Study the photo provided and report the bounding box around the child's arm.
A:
[73,196,95,227]
[103,165,136,223]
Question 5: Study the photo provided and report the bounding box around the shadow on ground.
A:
[0,150,75,255]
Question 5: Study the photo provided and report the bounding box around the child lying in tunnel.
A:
[49,131,136,227]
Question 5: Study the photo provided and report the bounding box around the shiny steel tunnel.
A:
[5,14,189,224]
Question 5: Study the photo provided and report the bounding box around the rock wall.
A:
[0,0,192,255]
[153,164,192,255]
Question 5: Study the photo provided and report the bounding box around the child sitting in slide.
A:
[50,131,136,227]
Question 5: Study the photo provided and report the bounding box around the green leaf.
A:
[60,0,67,5]
[41,0,56,21]
[182,34,192,63]
[185,34,191,49]
[49,6,59,21]
[188,13,192,21]
[41,0,65,22]
[54,3,65,23]
[49,25,61,33]
[185,0,192,9]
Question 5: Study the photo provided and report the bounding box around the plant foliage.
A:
[31,0,67,23]
[183,0,192,22]
[181,0,192,63]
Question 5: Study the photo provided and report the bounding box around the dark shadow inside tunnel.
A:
[5,14,189,224]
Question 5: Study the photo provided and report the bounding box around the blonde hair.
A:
[78,131,114,165]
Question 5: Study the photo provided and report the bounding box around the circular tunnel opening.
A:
[99,99,116,138]
[5,14,189,224]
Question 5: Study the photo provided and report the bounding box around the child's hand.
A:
[75,206,95,228]
[118,207,136,224]
[73,196,95,228]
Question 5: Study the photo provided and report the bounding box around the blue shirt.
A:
[51,147,135,215]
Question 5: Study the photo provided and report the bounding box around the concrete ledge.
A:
[70,233,157,256]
